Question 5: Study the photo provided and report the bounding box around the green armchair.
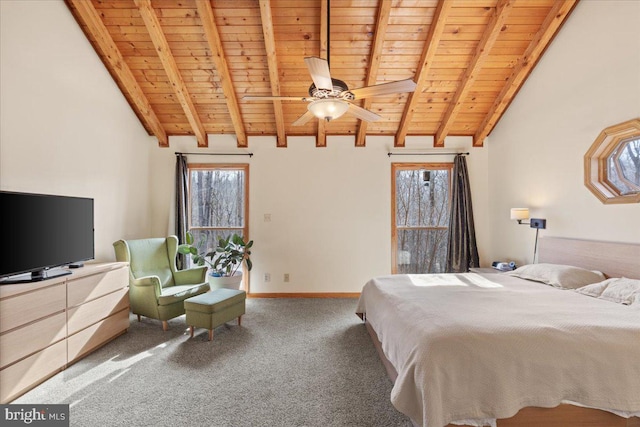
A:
[113,236,210,330]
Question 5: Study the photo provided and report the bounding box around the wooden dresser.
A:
[0,262,129,403]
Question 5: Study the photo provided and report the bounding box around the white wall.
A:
[487,0,640,266]
[149,135,490,293]
[0,0,155,262]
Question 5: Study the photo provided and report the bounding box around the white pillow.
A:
[507,263,606,289]
[574,277,640,305]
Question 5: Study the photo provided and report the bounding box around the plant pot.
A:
[207,271,243,290]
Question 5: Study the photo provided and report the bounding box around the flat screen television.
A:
[0,191,94,284]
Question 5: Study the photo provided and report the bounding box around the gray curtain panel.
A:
[175,153,189,269]
[445,154,479,273]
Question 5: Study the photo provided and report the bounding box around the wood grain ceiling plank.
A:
[355,0,392,147]
[115,25,204,35]
[109,33,205,43]
[395,0,453,147]
[434,0,513,147]
[66,0,168,147]
[473,0,578,146]
[134,0,207,147]
[259,0,286,147]
[195,0,248,148]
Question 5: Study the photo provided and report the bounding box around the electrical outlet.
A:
[530,218,547,229]
[264,273,271,282]
[284,273,290,282]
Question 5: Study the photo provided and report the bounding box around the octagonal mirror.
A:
[584,118,640,204]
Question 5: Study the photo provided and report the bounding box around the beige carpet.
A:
[15,298,412,427]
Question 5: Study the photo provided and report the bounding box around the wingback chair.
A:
[113,236,209,331]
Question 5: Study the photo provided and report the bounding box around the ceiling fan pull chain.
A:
[327,0,330,69]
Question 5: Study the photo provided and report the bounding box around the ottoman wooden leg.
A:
[137,314,141,322]
[190,325,194,338]
[162,321,168,331]
[208,329,213,341]
[238,315,242,326]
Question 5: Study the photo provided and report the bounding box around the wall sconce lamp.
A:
[510,208,530,224]
[510,208,547,263]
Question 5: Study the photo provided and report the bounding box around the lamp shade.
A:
[510,208,530,220]
[307,99,349,121]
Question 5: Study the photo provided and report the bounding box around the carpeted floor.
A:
[14,298,413,427]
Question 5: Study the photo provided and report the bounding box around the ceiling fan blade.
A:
[243,96,310,101]
[292,110,316,126]
[347,103,382,122]
[349,79,417,100]
[304,57,333,91]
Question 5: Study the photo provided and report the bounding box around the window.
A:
[392,163,452,274]
[607,137,640,195]
[585,118,640,204]
[187,164,249,263]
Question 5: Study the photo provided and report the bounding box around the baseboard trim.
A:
[247,292,360,299]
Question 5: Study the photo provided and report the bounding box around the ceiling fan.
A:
[244,58,416,126]
[242,3,416,126]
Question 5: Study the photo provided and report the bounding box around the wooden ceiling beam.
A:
[259,0,286,148]
[66,0,168,147]
[473,0,578,147]
[195,0,248,148]
[434,0,514,148]
[135,0,207,147]
[355,0,392,148]
[395,0,453,148]
[317,120,327,148]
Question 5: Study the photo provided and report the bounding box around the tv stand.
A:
[0,262,130,403]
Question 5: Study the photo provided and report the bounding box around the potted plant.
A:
[178,231,253,290]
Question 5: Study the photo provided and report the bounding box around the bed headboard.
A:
[538,237,640,279]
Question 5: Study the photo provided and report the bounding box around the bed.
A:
[356,237,640,427]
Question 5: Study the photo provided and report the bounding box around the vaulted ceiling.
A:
[65,0,578,148]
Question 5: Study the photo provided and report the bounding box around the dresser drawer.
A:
[0,312,66,369]
[67,266,128,307]
[67,288,129,335]
[0,339,66,403]
[67,308,129,363]
[0,284,66,333]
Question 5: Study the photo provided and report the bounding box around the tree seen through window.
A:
[393,164,452,274]
[188,165,248,263]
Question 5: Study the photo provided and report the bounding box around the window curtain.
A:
[445,154,479,272]
[175,153,189,269]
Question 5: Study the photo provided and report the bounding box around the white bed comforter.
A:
[355,273,640,427]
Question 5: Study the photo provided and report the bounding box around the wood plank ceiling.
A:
[66,0,578,148]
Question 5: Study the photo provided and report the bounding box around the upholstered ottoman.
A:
[184,288,246,341]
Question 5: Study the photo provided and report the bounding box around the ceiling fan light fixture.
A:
[307,98,349,122]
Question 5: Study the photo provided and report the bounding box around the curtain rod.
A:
[387,152,469,157]
[175,152,253,157]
